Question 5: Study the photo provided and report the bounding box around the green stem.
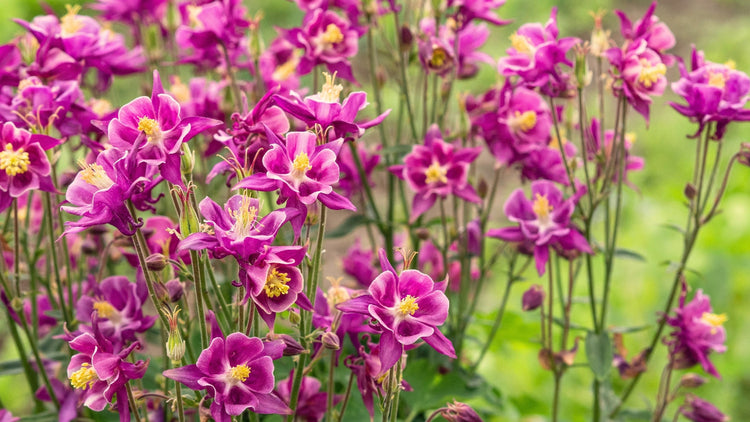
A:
[548,97,576,191]
[43,193,71,326]
[220,42,242,111]
[17,313,59,409]
[126,382,144,422]
[336,371,355,422]
[0,300,42,408]
[326,350,336,422]
[470,275,513,372]
[392,11,418,141]
[190,250,209,349]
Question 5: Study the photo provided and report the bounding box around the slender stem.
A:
[552,372,562,422]
[389,360,403,422]
[43,193,71,326]
[16,313,59,409]
[203,254,232,330]
[326,350,336,422]
[13,200,20,297]
[126,383,144,422]
[337,371,355,422]
[0,301,42,408]
[392,10,418,141]
[220,42,242,111]
[548,97,576,190]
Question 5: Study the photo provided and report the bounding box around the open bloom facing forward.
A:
[487,180,591,275]
[163,333,290,422]
[665,285,727,377]
[338,250,455,373]
[390,124,481,220]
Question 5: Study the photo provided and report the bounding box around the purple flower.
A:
[92,0,168,33]
[234,130,355,236]
[107,70,222,186]
[338,250,455,373]
[341,238,379,287]
[417,31,456,77]
[390,124,481,220]
[487,180,591,275]
[587,118,644,187]
[66,322,148,422]
[497,8,579,96]
[670,46,750,140]
[605,39,668,121]
[75,276,156,349]
[259,37,303,91]
[447,0,511,28]
[0,410,19,422]
[665,285,727,377]
[336,140,380,197]
[276,371,341,422]
[419,19,493,79]
[0,122,59,210]
[439,400,483,422]
[163,333,290,421]
[680,395,729,422]
[0,77,81,133]
[614,1,675,65]
[279,9,361,82]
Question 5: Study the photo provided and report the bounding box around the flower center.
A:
[398,295,419,316]
[137,117,162,144]
[229,196,258,238]
[700,312,727,334]
[509,110,537,133]
[264,267,291,298]
[424,161,448,184]
[315,72,343,103]
[321,23,344,46]
[708,71,726,89]
[292,151,312,176]
[78,160,115,190]
[532,193,553,221]
[510,32,534,55]
[229,364,251,383]
[93,300,120,322]
[169,77,191,104]
[60,4,83,37]
[637,59,666,89]
[0,144,30,177]
[17,77,41,92]
[186,5,203,29]
[429,46,448,68]
[91,98,112,117]
[272,52,300,82]
[70,362,98,390]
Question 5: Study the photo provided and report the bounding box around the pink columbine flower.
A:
[163,333,290,421]
[497,8,579,97]
[447,0,511,29]
[276,371,342,422]
[0,122,59,211]
[680,395,729,422]
[614,1,675,66]
[606,39,668,122]
[338,250,456,373]
[106,70,222,186]
[670,46,750,140]
[665,285,727,377]
[487,180,591,275]
[66,321,148,422]
[390,124,481,220]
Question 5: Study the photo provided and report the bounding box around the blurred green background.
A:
[2,0,750,420]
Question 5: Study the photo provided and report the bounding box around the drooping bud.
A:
[266,333,305,356]
[146,253,168,272]
[322,331,341,350]
[399,25,413,52]
[679,373,707,389]
[522,284,545,311]
[684,183,697,200]
[439,400,483,422]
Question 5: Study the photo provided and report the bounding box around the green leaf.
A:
[327,214,373,238]
[585,331,613,381]
[613,248,646,262]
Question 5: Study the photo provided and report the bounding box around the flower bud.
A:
[679,373,707,389]
[322,332,340,350]
[266,333,305,356]
[739,142,750,167]
[180,143,195,176]
[399,25,413,52]
[522,284,545,311]
[146,253,168,272]
[179,200,201,237]
[415,228,431,241]
[684,183,697,200]
[80,239,98,255]
[288,310,301,325]
[164,279,185,302]
[439,400,482,422]
[163,306,185,363]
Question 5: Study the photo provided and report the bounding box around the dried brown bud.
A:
[679,373,707,389]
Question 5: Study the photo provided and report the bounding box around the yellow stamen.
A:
[398,295,419,316]
[532,193,552,220]
[90,98,112,117]
[186,5,203,29]
[549,128,567,150]
[637,59,666,89]
[320,23,344,45]
[624,132,637,145]
[272,52,300,82]
[70,362,98,390]
[315,72,343,103]
[60,5,83,37]
[700,312,727,334]
[724,59,736,70]
[509,110,537,133]
[78,160,114,190]
[429,47,448,68]
[264,267,291,298]
[169,77,191,104]
[292,151,312,175]
[0,144,30,177]
[424,161,447,185]
[229,364,251,382]
[229,195,258,238]
[708,72,726,89]
[510,32,534,55]
[17,77,40,92]
[93,300,119,321]
[137,117,162,144]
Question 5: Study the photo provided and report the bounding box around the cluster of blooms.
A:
[0,0,747,420]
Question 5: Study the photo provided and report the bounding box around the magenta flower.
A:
[259,37,303,91]
[279,9,360,82]
[338,250,455,373]
[163,333,290,421]
[417,30,456,77]
[336,140,380,197]
[0,122,59,210]
[74,276,156,349]
[665,285,727,377]
[390,125,481,220]
[447,0,511,28]
[0,410,18,422]
[587,118,644,187]
[497,8,579,96]
[487,180,591,275]
[341,238,379,287]
[106,70,222,186]
[234,130,355,235]
[606,39,668,121]
[66,322,148,422]
[0,77,81,133]
[680,395,729,422]
[670,46,750,140]
[614,1,675,65]
[92,0,168,33]
[276,371,341,422]
[419,19,493,79]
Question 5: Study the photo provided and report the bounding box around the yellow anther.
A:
[700,312,727,334]
[229,196,258,238]
[0,144,30,177]
[186,5,203,29]
[70,362,98,390]
[398,295,419,316]
[264,267,291,298]
[61,4,83,37]
[510,32,534,55]
[708,71,726,89]
[315,72,343,103]
[17,77,40,92]
[292,151,312,175]
[424,162,448,185]
[321,23,344,45]
[93,300,119,321]
[272,52,300,82]
[430,47,448,68]
[90,98,112,117]
[724,59,736,70]
[637,59,666,89]
[229,364,251,382]
[509,110,538,133]
[78,160,114,190]
[137,117,162,144]
[532,193,552,220]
